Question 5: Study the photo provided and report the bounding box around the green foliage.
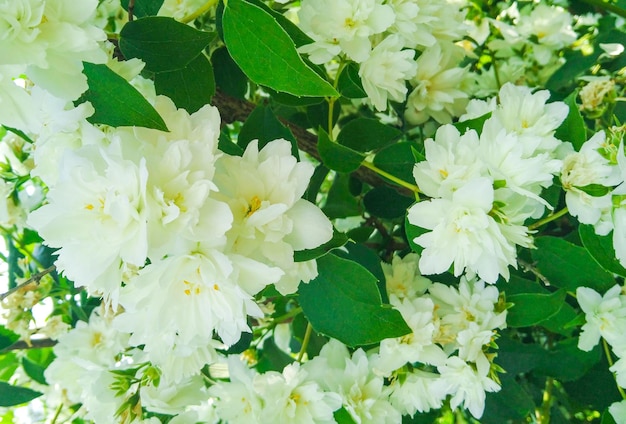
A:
[507,289,567,328]
[298,254,410,346]
[579,224,626,277]
[154,54,215,113]
[0,382,42,407]
[222,0,337,97]
[555,91,586,150]
[120,0,164,17]
[317,128,365,173]
[337,118,402,152]
[238,105,298,156]
[77,63,168,131]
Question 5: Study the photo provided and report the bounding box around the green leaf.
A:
[120,17,213,73]
[482,375,535,424]
[334,407,357,424]
[21,348,54,386]
[238,105,298,157]
[222,0,337,97]
[575,183,611,197]
[334,242,389,303]
[154,53,215,114]
[0,353,18,382]
[555,91,586,150]
[363,186,414,219]
[255,336,294,373]
[337,62,367,99]
[534,339,601,382]
[77,63,168,131]
[318,128,365,173]
[373,142,417,186]
[531,237,616,292]
[241,0,314,48]
[0,327,18,351]
[298,254,411,347]
[337,118,402,152]
[405,213,426,255]
[294,229,349,262]
[455,112,490,134]
[0,382,42,407]
[120,0,164,17]
[579,224,626,277]
[506,289,566,328]
[322,173,363,219]
[212,47,248,99]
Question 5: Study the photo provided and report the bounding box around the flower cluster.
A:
[408,83,569,282]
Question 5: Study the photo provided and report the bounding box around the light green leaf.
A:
[318,128,365,173]
[154,53,215,114]
[78,63,168,131]
[0,382,42,407]
[579,224,626,277]
[298,254,410,347]
[531,236,616,292]
[222,0,337,97]
[507,290,566,328]
[120,17,213,73]
[337,118,402,152]
[0,326,18,351]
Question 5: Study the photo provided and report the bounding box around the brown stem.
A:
[2,337,57,352]
[128,0,135,21]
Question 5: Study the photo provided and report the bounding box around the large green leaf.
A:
[0,382,42,407]
[78,63,168,131]
[322,173,363,219]
[120,0,164,17]
[212,47,248,99]
[482,376,535,424]
[363,186,414,219]
[531,237,616,292]
[120,17,213,73]
[337,118,402,152]
[154,53,215,114]
[534,339,601,382]
[337,62,367,99]
[298,254,410,347]
[554,91,586,150]
[294,229,349,262]
[579,224,626,277]
[318,128,365,173]
[506,290,566,328]
[222,0,337,97]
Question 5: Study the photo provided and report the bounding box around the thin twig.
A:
[128,0,135,22]
[1,337,57,352]
[0,265,56,301]
[518,259,551,286]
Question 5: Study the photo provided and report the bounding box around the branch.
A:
[0,265,56,301]
[1,337,57,352]
[212,90,413,196]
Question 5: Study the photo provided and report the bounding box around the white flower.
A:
[576,285,626,351]
[215,139,333,294]
[408,178,517,283]
[304,339,401,424]
[412,124,484,198]
[405,43,469,125]
[27,142,149,306]
[433,355,500,418]
[297,0,395,63]
[388,370,444,416]
[382,253,432,300]
[255,363,342,424]
[141,374,209,416]
[610,400,626,424]
[579,77,615,112]
[358,35,416,111]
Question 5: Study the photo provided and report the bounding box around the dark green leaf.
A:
[482,376,535,424]
[0,327,18,351]
[373,142,417,186]
[337,62,367,99]
[218,128,244,156]
[154,53,215,114]
[255,335,294,373]
[337,118,402,152]
[222,0,337,97]
[579,224,626,277]
[531,237,616,292]
[120,0,164,17]
[507,290,566,328]
[294,229,349,262]
[318,128,365,173]
[78,63,168,131]
[564,355,622,410]
[534,339,601,381]
[405,213,426,255]
[120,17,213,72]
[322,173,362,219]
[266,88,324,107]
[212,47,248,99]
[555,91,586,150]
[602,410,618,424]
[2,126,34,144]
[0,382,42,407]
[238,105,298,157]
[298,254,411,347]
[241,0,314,48]
[21,358,46,386]
[363,186,414,219]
